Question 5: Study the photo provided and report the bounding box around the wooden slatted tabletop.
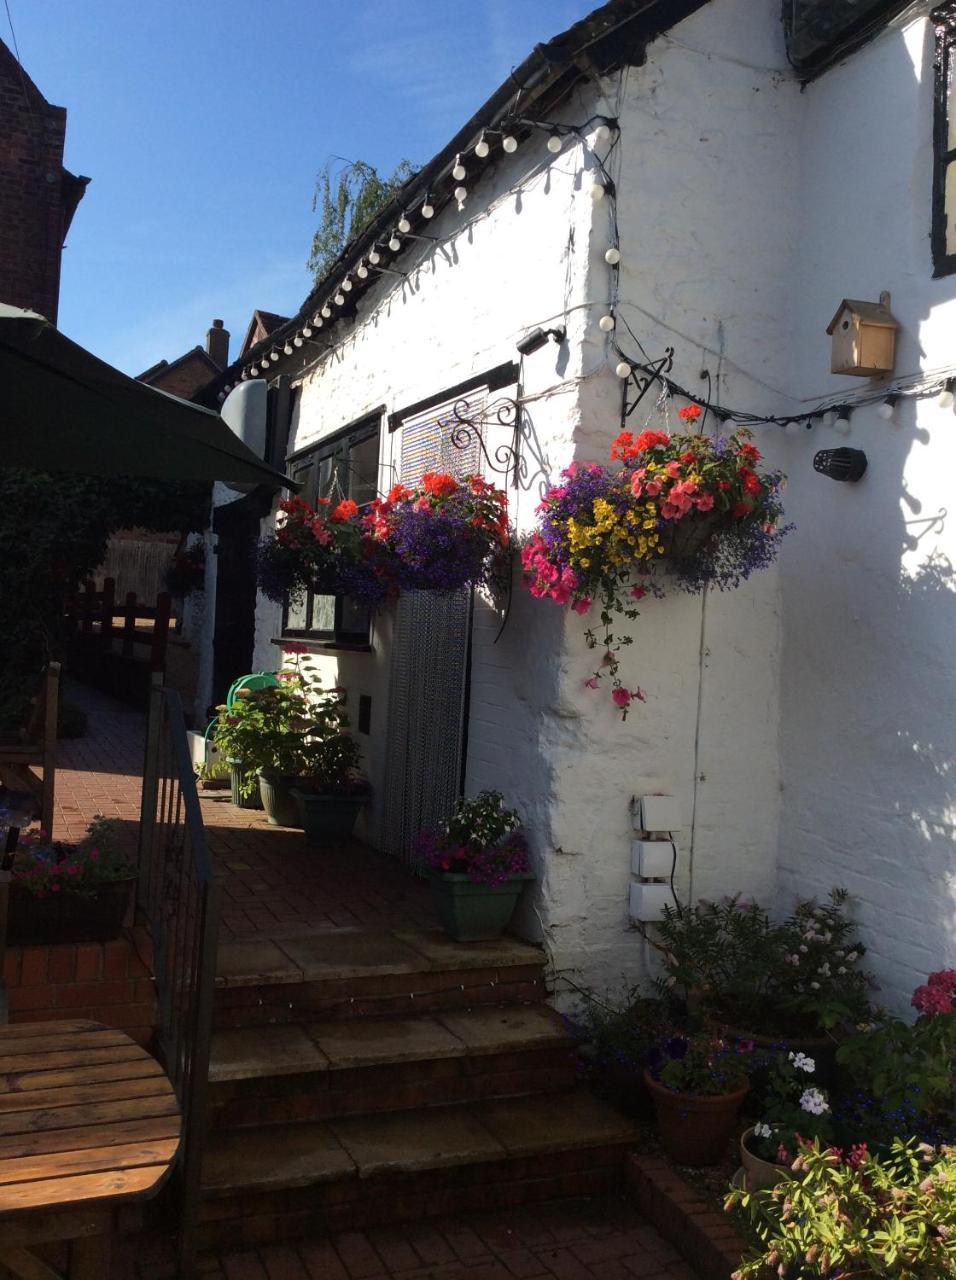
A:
[0,1019,180,1279]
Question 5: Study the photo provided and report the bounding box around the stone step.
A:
[214,927,548,1028]
[208,1005,577,1128]
[197,1090,635,1248]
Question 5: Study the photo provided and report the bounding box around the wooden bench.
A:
[0,663,61,838]
[0,1019,180,1279]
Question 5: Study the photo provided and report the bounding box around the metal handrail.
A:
[138,677,220,1276]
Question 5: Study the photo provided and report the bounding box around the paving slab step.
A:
[197,1090,635,1247]
[208,1006,578,1127]
[214,927,548,1027]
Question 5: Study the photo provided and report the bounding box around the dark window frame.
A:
[933,5,956,277]
[281,409,384,646]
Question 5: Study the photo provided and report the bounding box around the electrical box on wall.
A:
[631,840,675,879]
[826,293,898,377]
[635,794,681,833]
[628,881,670,923]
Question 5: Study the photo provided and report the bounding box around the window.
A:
[935,5,956,276]
[282,413,382,646]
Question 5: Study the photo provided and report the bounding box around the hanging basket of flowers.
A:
[523,408,791,716]
[257,495,396,608]
[365,473,510,594]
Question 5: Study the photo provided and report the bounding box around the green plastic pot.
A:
[429,871,534,943]
[291,790,366,844]
[257,773,305,828]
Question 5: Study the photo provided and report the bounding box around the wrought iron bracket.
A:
[624,347,675,419]
[447,396,524,488]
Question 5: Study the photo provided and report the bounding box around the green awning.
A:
[0,304,295,488]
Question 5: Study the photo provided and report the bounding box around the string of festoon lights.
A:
[216,96,956,433]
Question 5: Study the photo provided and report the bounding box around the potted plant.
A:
[740,1050,833,1191]
[643,1031,753,1166]
[8,816,135,945]
[567,987,672,1117]
[522,414,791,714]
[726,1139,956,1278]
[415,790,533,942]
[653,890,872,1068]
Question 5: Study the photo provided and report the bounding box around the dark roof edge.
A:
[138,345,221,384]
[215,0,710,385]
[789,0,915,81]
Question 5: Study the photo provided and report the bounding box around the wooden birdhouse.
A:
[826,292,899,377]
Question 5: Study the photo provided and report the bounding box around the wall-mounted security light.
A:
[516,326,566,356]
[813,447,868,482]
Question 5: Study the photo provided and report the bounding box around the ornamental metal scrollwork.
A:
[446,396,525,489]
[623,347,675,419]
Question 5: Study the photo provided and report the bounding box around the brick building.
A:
[138,318,231,398]
[0,37,89,322]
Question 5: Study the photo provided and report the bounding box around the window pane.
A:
[316,454,335,501]
[285,591,309,632]
[291,462,314,504]
[945,161,956,256]
[340,595,371,636]
[348,432,380,506]
[312,594,336,633]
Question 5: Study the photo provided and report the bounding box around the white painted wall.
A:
[777,4,956,1014]
[248,0,956,1009]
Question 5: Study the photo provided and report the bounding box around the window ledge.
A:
[272,637,373,654]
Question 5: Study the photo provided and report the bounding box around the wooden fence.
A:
[66,579,173,708]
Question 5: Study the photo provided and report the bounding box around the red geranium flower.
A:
[740,443,762,462]
[331,499,359,522]
[741,471,762,496]
[732,501,752,518]
[421,472,459,498]
[634,430,670,453]
[677,405,702,421]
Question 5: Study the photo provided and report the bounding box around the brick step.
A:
[197,1090,635,1248]
[214,927,547,1028]
[208,1005,577,1128]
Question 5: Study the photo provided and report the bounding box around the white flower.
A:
[790,1052,815,1073]
[754,1122,773,1138]
[838,966,847,975]
[799,1087,829,1116]
[818,963,831,977]
[847,951,858,962]
[810,981,820,990]
[799,944,808,954]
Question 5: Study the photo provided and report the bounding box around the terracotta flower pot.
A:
[643,1069,748,1166]
[739,1126,792,1192]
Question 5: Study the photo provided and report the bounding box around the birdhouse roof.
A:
[827,299,899,334]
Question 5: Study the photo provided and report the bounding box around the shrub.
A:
[415,790,530,886]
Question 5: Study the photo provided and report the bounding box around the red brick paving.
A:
[114,1197,693,1279]
[53,681,436,938]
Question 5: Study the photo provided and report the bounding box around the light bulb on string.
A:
[368,247,381,265]
[342,277,353,291]
[599,314,615,332]
[615,360,632,379]
[502,132,518,153]
[475,133,490,158]
[605,246,621,265]
[389,234,401,251]
[250,365,259,377]
[595,122,612,142]
[357,262,368,279]
[293,336,303,348]
[302,326,312,339]
[334,291,345,306]
[939,379,955,409]
[421,197,435,218]
[547,131,562,154]
[590,180,606,201]
[454,186,467,205]
[877,394,899,421]
[270,351,281,364]
[452,155,466,181]
[218,391,225,402]
[311,313,323,327]
[284,343,293,356]
[398,215,411,234]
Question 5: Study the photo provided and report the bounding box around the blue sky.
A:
[10,0,596,375]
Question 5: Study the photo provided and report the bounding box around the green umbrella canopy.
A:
[0,304,295,488]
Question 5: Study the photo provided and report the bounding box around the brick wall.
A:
[5,929,158,1046]
[0,38,87,322]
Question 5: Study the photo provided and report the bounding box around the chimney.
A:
[206,318,229,369]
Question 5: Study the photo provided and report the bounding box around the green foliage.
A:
[308,158,416,281]
[212,656,362,797]
[568,987,671,1078]
[837,1011,956,1132]
[727,1139,956,1278]
[654,889,872,1035]
[0,467,209,729]
[439,790,520,851]
[650,1031,753,1096]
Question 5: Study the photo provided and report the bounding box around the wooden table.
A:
[0,1019,180,1279]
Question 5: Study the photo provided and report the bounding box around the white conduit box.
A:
[635,794,681,834]
[629,881,670,923]
[631,840,675,880]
